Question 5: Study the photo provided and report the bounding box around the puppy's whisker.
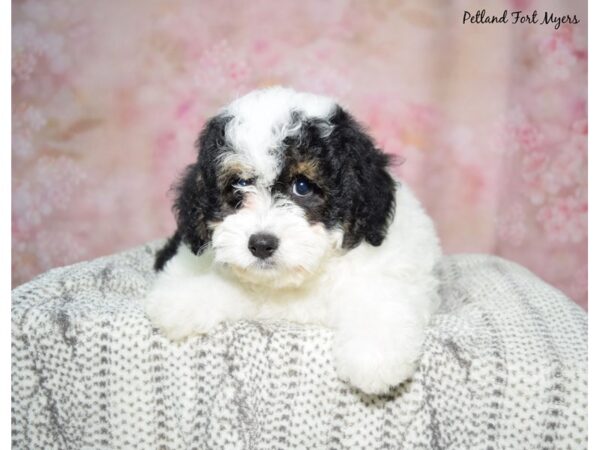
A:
[195,242,211,255]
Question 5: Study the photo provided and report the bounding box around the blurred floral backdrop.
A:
[12,0,587,308]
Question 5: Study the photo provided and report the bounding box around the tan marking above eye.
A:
[291,160,320,180]
[217,152,256,185]
[218,164,254,186]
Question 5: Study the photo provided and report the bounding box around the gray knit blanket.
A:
[12,242,588,449]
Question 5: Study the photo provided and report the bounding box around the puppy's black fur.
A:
[154,107,396,271]
[300,107,396,248]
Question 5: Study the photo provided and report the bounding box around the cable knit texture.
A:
[12,242,587,449]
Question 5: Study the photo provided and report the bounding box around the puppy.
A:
[144,87,441,394]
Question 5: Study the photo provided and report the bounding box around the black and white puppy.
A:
[145,87,441,394]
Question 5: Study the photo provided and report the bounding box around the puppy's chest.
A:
[251,288,333,327]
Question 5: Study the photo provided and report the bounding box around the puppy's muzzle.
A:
[248,233,279,259]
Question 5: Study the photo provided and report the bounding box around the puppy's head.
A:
[173,87,395,288]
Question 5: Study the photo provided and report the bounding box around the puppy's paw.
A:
[333,335,422,394]
[143,290,224,341]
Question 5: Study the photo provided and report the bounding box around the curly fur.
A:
[145,87,442,394]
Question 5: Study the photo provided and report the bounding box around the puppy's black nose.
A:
[248,233,279,259]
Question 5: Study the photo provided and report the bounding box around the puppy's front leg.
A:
[144,248,256,341]
[331,277,437,394]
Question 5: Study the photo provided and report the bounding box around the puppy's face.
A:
[173,88,395,288]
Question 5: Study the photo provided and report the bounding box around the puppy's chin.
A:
[228,263,314,290]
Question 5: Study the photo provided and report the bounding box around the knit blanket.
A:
[12,242,588,449]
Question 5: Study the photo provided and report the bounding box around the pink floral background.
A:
[12,0,587,308]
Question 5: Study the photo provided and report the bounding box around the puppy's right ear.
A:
[154,115,230,271]
[175,114,231,254]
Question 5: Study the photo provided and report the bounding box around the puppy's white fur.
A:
[146,186,440,394]
[222,87,336,185]
[144,87,442,394]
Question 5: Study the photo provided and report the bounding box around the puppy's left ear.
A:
[328,107,396,248]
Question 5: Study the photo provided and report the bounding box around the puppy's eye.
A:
[233,178,253,189]
[292,176,314,197]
